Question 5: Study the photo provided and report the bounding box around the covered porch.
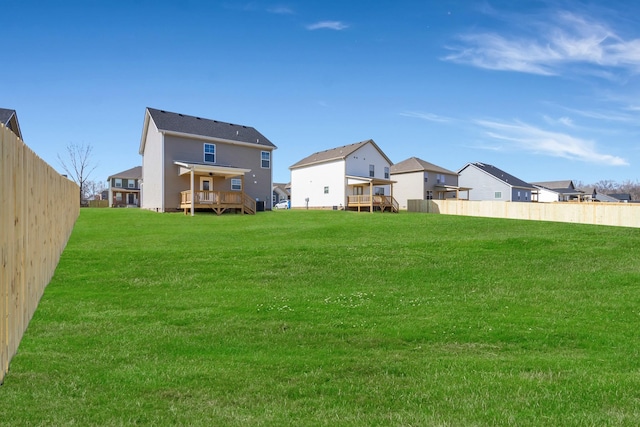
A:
[175,161,256,216]
[434,185,471,200]
[346,175,398,212]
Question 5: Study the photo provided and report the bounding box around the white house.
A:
[289,139,397,212]
[458,162,535,202]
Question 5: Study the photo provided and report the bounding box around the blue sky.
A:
[3,0,640,186]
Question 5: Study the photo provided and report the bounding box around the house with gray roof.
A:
[0,108,22,139]
[458,162,535,202]
[107,166,142,207]
[390,157,468,210]
[531,180,584,202]
[289,139,397,212]
[139,107,276,215]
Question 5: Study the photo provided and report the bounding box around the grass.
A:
[1,208,640,426]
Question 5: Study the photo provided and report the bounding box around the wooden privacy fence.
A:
[408,199,640,228]
[1,123,79,384]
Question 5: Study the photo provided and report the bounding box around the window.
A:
[384,167,389,179]
[494,191,502,199]
[231,179,242,191]
[369,164,375,178]
[115,178,122,188]
[437,174,445,184]
[424,172,428,182]
[324,186,329,194]
[116,193,122,201]
[426,190,433,200]
[354,186,363,195]
[261,151,270,168]
[128,180,135,188]
[204,143,215,163]
[374,187,385,195]
[518,191,521,200]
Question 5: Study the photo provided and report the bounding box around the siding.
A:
[141,120,164,211]
[458,166,510,201]
[291,160,346,208]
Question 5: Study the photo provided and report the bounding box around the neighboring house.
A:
[609,193,632,202]
[289,139,397,212]
[390,157,468,210]
[273,182,290,205]
[581,187,624,203]
[531,180,584,202]
[139,107,276,215]
[108,166,142,207]
[0,108,23,139]
[458,162,535,202]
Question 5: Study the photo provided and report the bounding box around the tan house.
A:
[108,166,142,207]
[390,157,467,210]
[139,108,276,215]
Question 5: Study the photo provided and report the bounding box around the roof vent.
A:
[236,130,239,136]
[257,138,260,143]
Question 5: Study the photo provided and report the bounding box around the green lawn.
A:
[2,209,640,426]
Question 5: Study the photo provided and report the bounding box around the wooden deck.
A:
[347,195,399,212]
[180,190,256,215]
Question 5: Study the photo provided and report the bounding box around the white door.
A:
[200,177,213,202]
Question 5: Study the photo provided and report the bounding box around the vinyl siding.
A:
[291,160,346,208]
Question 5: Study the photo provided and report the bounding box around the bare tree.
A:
[58,143,98,205]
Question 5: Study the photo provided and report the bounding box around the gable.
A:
[0,108,22,139]
[391,157,457,175]
[290,139,392,169]
[139,107,276,154]
[460,162,533,189]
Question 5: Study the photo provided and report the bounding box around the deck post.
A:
[190,169,195,216]
[369,181,373,213]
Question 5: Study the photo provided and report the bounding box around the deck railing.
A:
[347,195,398,212]
[181,190,244,205]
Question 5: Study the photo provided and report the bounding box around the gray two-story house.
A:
[458,162,535,202]
[107,166,142,207]
[390,157,466,210]
[139,108,276,215]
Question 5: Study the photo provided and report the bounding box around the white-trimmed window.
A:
[204,143,215,163]
[374,187,385,195]
[369,164,375,178]
[261,151,270,168]
[116,193,122,201]
[384,167,389,179]
[324,186,329,194]
[115,178,122,188]
[426,190,433,200]
[231,178,242,191]
[424,172,428,182]
[495,191,502,199]
[436,174,445,184]
[128,180,135,188]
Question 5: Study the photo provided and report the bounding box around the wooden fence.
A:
[408,199,640,228]
[1,123,79,384]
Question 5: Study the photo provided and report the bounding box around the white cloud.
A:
[399,111,452,123]
[306,21,348,31]
[444,11,640,76]
[267,6,294,15]
[474,119,628,166]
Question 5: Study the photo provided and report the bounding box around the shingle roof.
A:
[290,139,391,169]
[390,157,457,175]
[464,162,534,189]
[108,166,142,180]
[147,107,276,148]
[531,180,576,190]
[0,108,15,125]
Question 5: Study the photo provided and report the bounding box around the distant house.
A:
[108,166,142,207]
[273,182,290,205]
[0,108,23,139]
[390,157,468,210]
[289,139,398,212]
[581,187,624,203]
[139,108,276,215]
[608,193,632,202]
[531,180,584,202]
[458,162,535,202]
